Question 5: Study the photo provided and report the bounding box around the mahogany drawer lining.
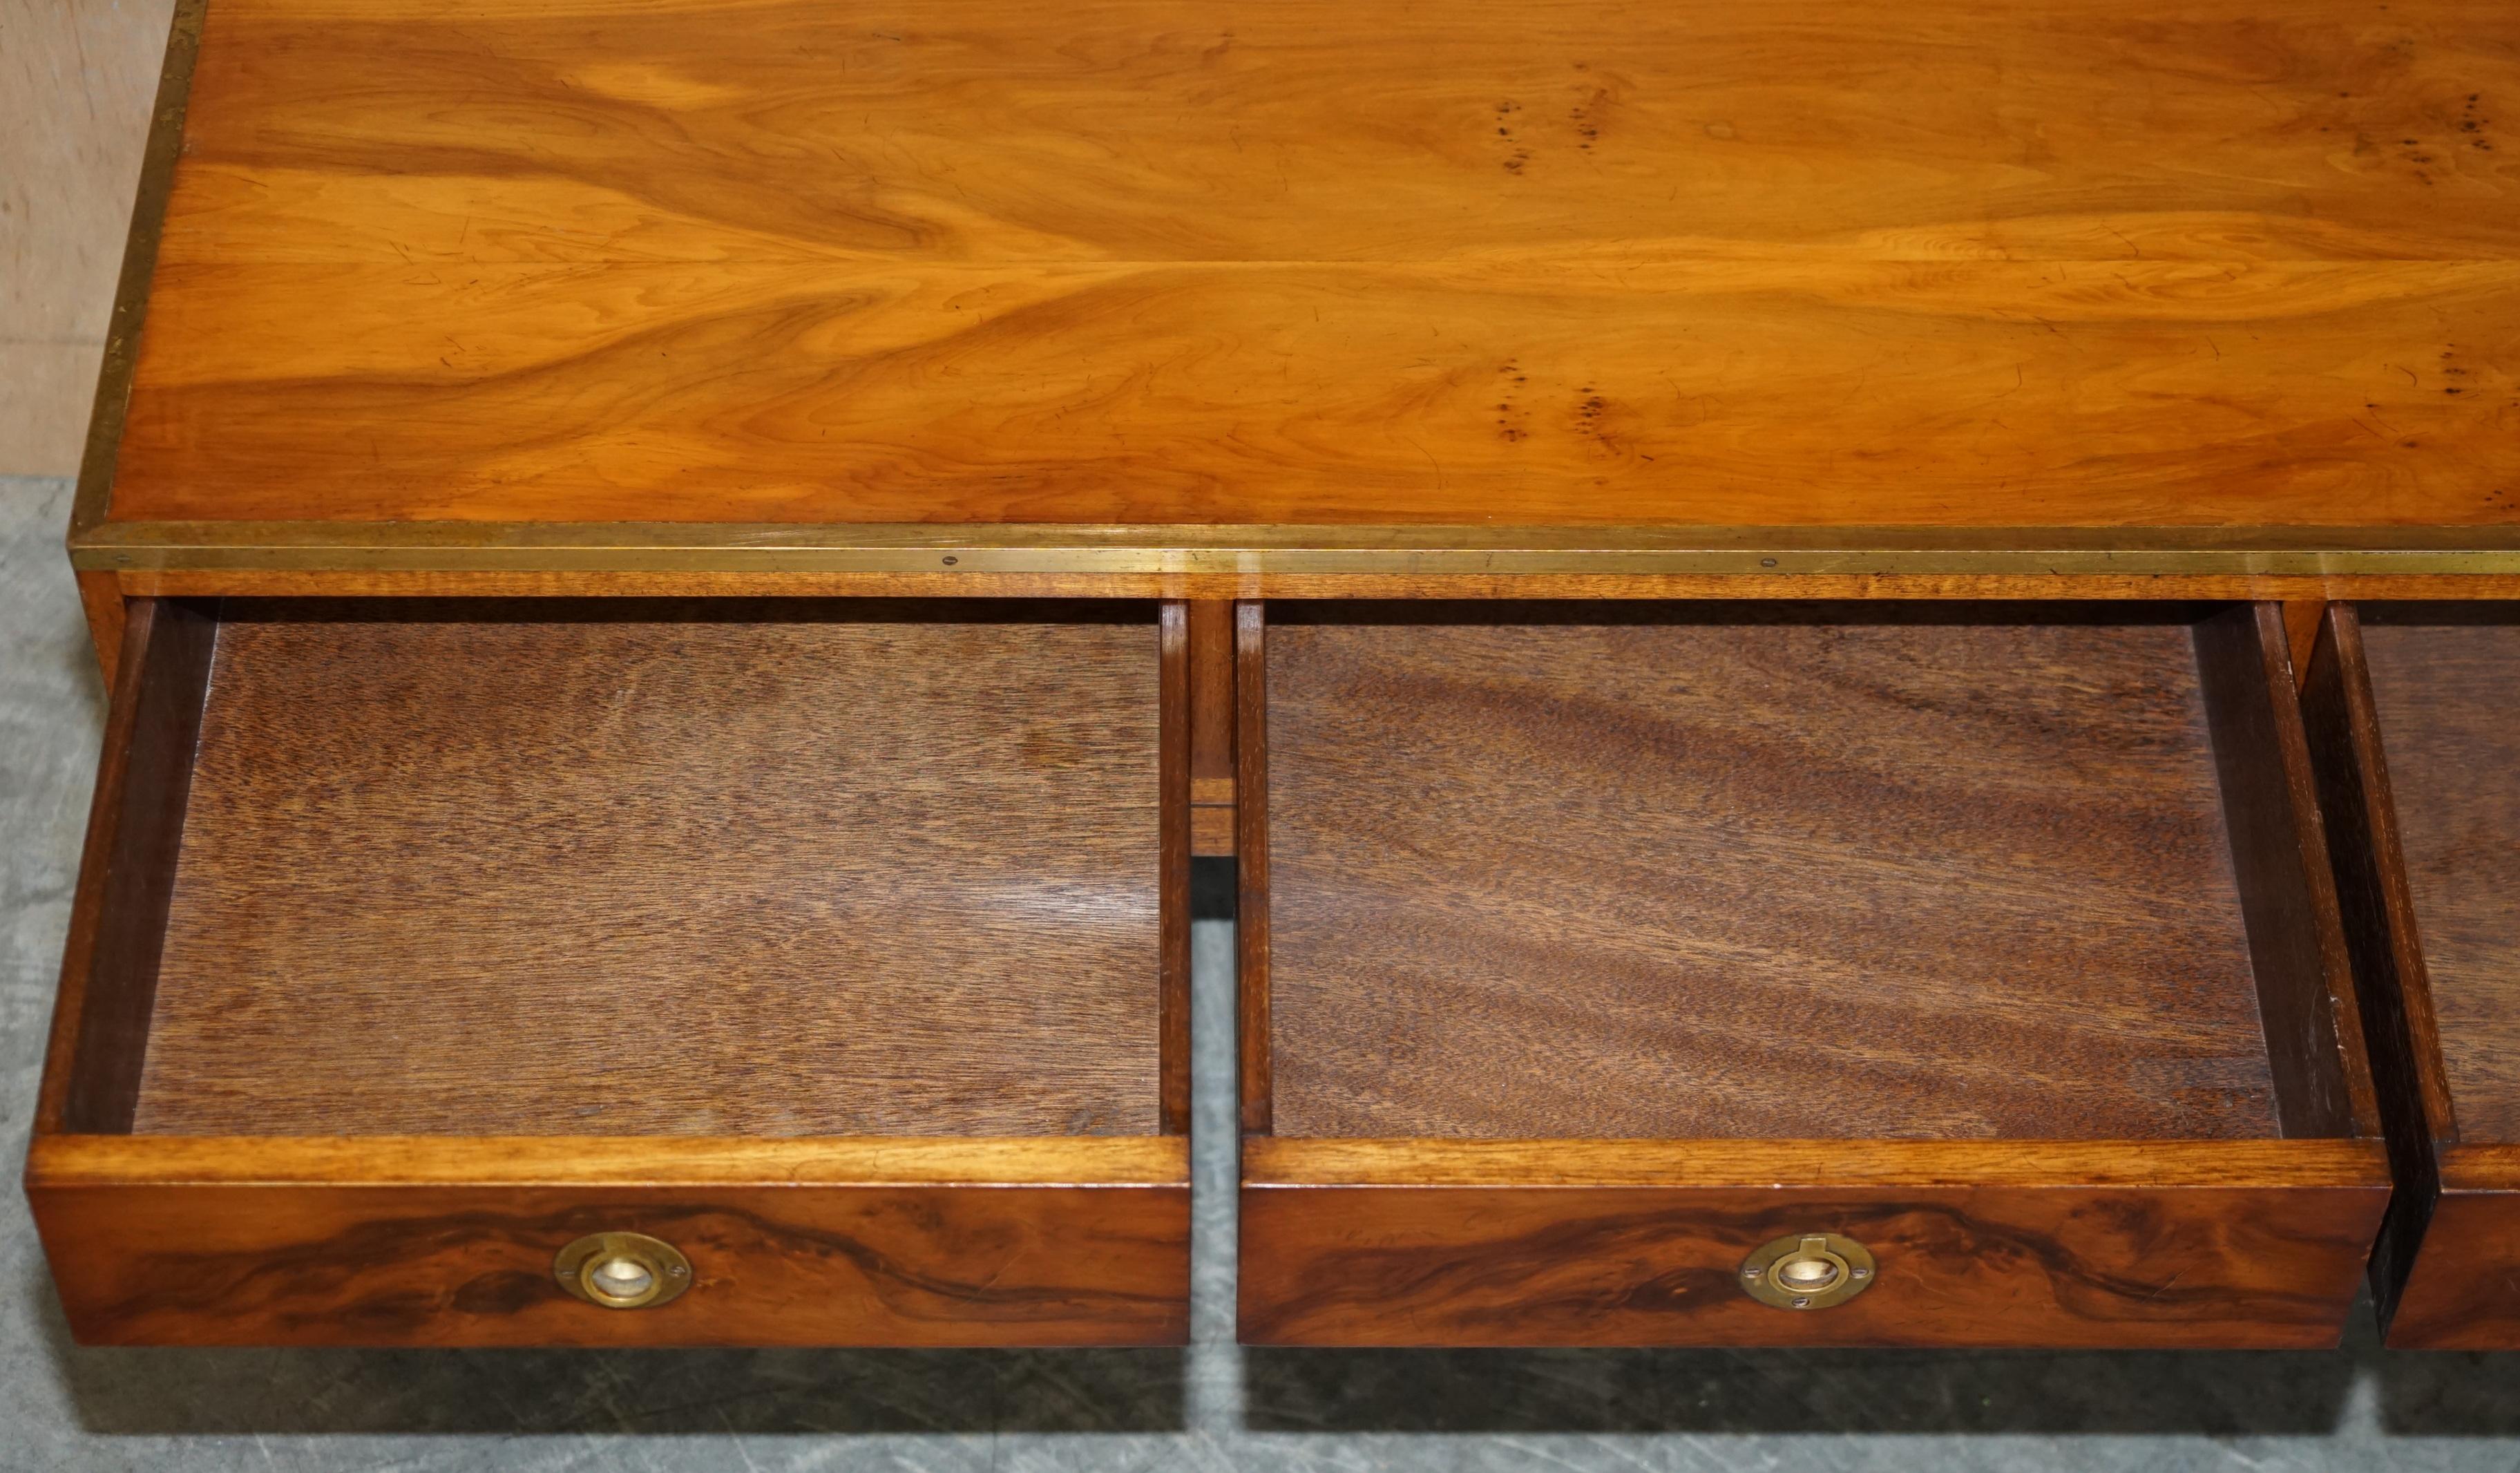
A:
[56,597,1188,1141]
[1256,603,2349,1143]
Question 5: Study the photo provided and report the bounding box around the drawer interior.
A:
[2352,607,2520,1145]
[68,598,1185,1140]
[1251,602,2362,1144]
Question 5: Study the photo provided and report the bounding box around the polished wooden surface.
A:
[1243,1136,2387,1189]
[2282,600,2326,687]
[28,1136,1190,1347]
[1156,602,1194,1132]
[2378,1146,2520,1351]
[95,0,2520,546]
[1188,600,1236,856]
[88,564,2520,604]
[1241,1139,2387,1348]
[2306,606,2461,1150]
[1262,606,2280,1141]
[1234,600,1272,1135]
[73,571,126,686]
[133,600,1167,1137]
[34,599,212,1136]
[33,1133,1190,1187]
[2358,611,2520,1143]
[2299,603,2453,1337]
[2190,602,2378,1139]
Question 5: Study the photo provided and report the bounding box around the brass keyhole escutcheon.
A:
[554,1232,692,1310]
[1739,1233,1876,1310]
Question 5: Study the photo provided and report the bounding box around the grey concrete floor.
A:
[4,473,2519,1470]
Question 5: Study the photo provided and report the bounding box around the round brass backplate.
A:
[554,1232,692,1310]
[1739,1233,1876,1310]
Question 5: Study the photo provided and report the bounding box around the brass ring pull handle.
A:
[555,1231,692,1310]
[1739,1233,1875,1310]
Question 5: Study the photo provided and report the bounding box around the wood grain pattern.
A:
[32,1133,1190,1187]
[1235,600,1272,1134]
[28,1137,1189,1347]
[1189,600,1236,857]
[2191,602,2378,1139]
[1157,601,1192,1133]
[2282,600,2325,687]
[1240,1138,2387,1348]
[2314,604,2520,1346]
[2307,606,2459,1147]
[104,568,2520,605]
[1190,602,1235,786]
[2358,611,2520,1143]
[74,571,126,687]
[100,0,2520,534]
[1263,606,2280,1141]
[132,600,1166,1137]
[1242,1136,2386,1190]
[2371,1151,2520,1352]
[2298,602,2452,1336]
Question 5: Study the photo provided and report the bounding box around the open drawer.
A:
[27,598,1191,1347]
[2303,603,2520,1350]
[1235,601,2389,1349]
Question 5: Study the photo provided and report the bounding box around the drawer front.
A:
[29,1139,1189,1347]
[2387,1171,2520,1351]
[1241,1161,2387,1349]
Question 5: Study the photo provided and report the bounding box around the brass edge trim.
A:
[68,0,207,542]
[66,520,2520,577]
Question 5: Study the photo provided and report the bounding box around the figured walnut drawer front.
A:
[1236,601,2389,1349]
[2304,605,2520,1351]
[26,598,1191,1347]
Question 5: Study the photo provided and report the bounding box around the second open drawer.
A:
[1235,600,2389,1349]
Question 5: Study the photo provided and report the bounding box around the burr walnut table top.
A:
[71,0,2520,579]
